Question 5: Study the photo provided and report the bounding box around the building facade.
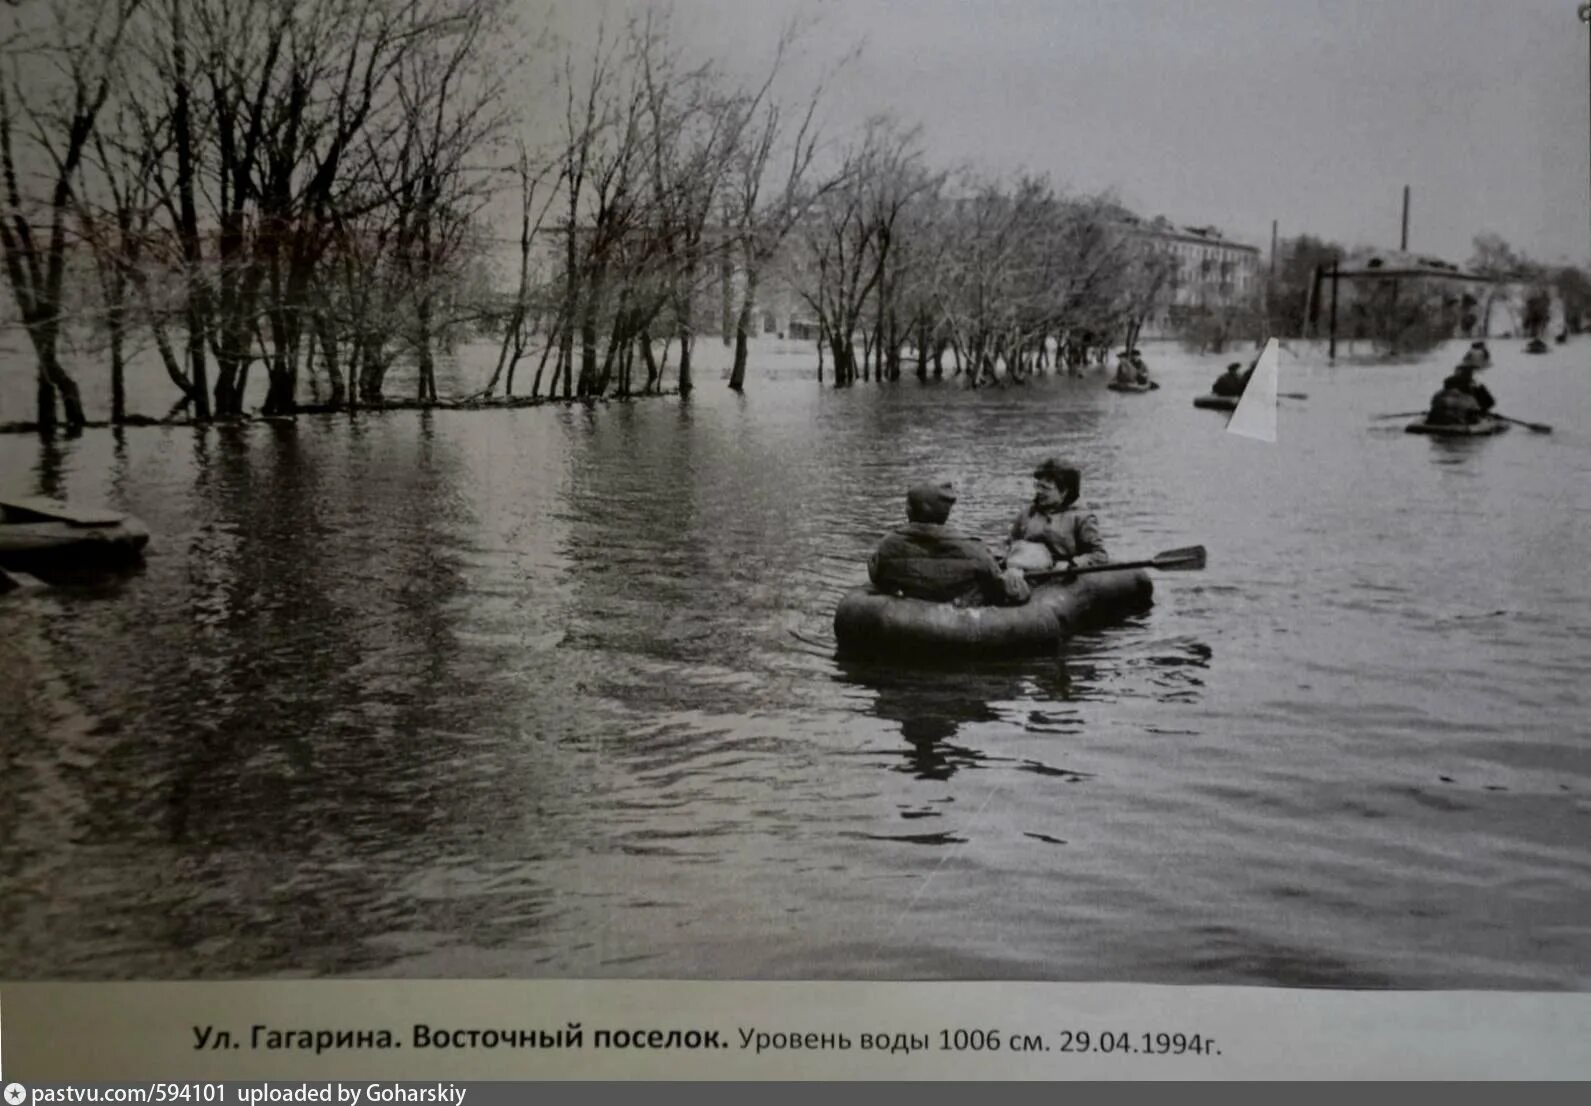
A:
[1120,216,1263,340]
[1315,249,1560,341]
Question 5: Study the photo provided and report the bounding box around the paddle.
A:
[1491,413,1552,434]
[1277,392,1308,400]
[1373,410,1430,420]
[1023,544,1207,584]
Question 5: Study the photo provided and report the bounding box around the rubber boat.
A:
[1192,393,1240,411]
[1404,416,1509,437]
[833,569,1153,661]
[0,496,149,574]
[1107,380,1159,393]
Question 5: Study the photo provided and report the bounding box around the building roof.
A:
[1117,214,1260,254]
[1332,248,1492,281]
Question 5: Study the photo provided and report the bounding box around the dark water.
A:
[3,339,1590,988]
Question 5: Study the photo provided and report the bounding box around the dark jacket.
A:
[1428,386,1481,425]
[1008,504,1109,568]
[1211,370,1247,397]
[868,522,1007,605]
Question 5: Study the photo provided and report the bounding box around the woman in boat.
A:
[868,481,1031,607]
[1005,459,1110,575]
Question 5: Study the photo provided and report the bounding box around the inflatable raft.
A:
[1404,416,1509,437]
[0,496,149,574]
[1192,393,1240,411]
[1107,380,1159,393]
[833,568,1153,661]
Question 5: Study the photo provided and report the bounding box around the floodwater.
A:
[2,337,1590,988]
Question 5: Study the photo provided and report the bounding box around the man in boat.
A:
[1113,350,1138,386]
[1446,360,1495,414]
[1425,374,1483,426]
[1465,342,1492,369]
[1130,350,1153,386]
[1004,458,1109,576]
[868,481,1032,607]
[1210,361,1249,397]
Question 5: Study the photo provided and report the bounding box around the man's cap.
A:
[906,480,957,523]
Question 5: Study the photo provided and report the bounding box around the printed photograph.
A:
[2,0,1589,991]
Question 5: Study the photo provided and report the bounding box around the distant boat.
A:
[1405,416,1510,438]
[0,496,149,576]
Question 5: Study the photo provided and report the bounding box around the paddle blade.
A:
[1150,545,1206,570]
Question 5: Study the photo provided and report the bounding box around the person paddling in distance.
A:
[868,480,1032,608]
[1424,358,1494,427]
[1425,374,1484,426]
[1004,458,1110,579]
[1131,350,1153,387]
[1210,361,1249,398]
[1453,357,1495,413]
[1113,350,1138,387]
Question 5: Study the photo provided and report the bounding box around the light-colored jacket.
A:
[1007,504,1109,568]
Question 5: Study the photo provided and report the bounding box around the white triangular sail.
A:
[1226,338,1278,442]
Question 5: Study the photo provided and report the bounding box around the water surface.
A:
[2,338,1589,988]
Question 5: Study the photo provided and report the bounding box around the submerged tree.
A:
[0,0,146,430]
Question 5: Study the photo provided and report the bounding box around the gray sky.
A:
[534,0,1590,266]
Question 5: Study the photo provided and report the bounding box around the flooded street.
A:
[3,338,1590,988]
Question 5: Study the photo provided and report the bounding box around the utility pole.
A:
[1268,220,1278,338]
[1400,185,1410,252]
[1582,6,1591,260]
[1328,261,1340,361]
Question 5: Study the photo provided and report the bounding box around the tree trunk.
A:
[415,294,436,403]
[728,266,757,391]
[314,310,344,408]
[640,330,659,393]
[172,0,211,421]
[676,325,694,397]
[37,343,85,428]
[720,249,733,345]
[109,290,126,424]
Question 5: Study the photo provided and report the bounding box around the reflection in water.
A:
[834,649,1131,783]
[835,658,1016,781]
[33,433,65,500]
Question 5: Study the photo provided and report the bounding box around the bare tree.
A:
[0,0,145,430]
[721,27,839,392]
